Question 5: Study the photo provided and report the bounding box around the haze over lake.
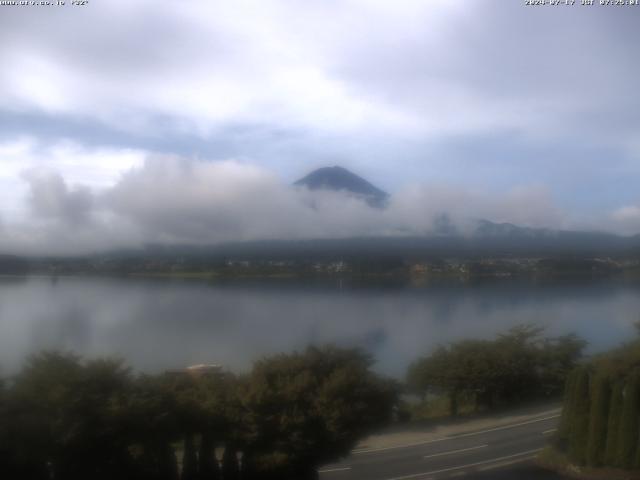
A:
[0,276,638,377]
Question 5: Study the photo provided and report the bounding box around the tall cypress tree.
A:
[604,382,624,466]
[568,367,590,464]
[635,426,640,469]
[616,373,640,469]
[586,374,611,466]
[558,369,578,446]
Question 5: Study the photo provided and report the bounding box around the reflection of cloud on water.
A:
[32,307,92,352]
[0,277,639,376]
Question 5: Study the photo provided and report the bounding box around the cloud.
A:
[22,170,94,226]
[0,154,570,254]
[106,157,301,243]
[390,184,565,235]
[103,156,568,245]
[608,205,640,236]
[0,0,425,137]
[3,0,636,149]
[1,0,639,239]
[104,156,395,244]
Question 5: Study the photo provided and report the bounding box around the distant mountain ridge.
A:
[112,229,640,262]
[474,219,554,238]
[294,166,389,208]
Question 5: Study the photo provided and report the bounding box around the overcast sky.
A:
[1,0,639,253]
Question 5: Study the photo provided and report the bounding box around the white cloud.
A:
[0,154,570,254]
[22,170,94,225]
[0,0,639,237]
[0,138,145,220]
[609,205,640,235]
[390,183,565,234]
[0,1,498,139]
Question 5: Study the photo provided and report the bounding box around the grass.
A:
[406,394,478,421]
[537,447,640,480]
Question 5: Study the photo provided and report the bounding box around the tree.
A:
[2,352,136,480]
[615,373,640,468]
[181,434,198,480]
[2,347,394,480]
[241,346,397,479]
[493,325,542,404]
[567,367,590,465]
[604,382,624,466]
[539,334,588,397]
[126,375,181,480]
[198,433,220,480]
[194,372,242,480]
[407,326,586,417]
[557,336,640,469]
[557,368,578,448]
[407,344,462,415]
[586,374,610,466]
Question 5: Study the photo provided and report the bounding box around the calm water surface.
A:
[0,276,638,377]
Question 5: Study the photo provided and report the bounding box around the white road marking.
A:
[542,428,557,435]
[451,415,560,440]
[353,413,560,454]
[423,444,488,459]
[318,467,352,473]
[383,448,543,480]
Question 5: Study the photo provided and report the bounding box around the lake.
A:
[0,275,638,377]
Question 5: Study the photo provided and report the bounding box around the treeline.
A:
[558,333,640,469]
[0,255,29,275]
[0,347,396,480]
[0,327,589,479]
[407,325,586,415]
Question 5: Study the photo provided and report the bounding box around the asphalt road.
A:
[318,409,565,480]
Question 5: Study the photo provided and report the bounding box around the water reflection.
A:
[0,276,638,377]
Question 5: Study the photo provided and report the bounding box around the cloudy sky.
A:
[1,0,639,253]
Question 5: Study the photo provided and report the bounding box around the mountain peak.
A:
[294,166,389,208]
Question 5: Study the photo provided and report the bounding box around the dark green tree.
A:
[557,368,578,447]
[604,382,624,466]
[407,345,458,413]
[195,372,242,480]
[127,375,181,480]
[567,367,590,465]
[539,334,588,397]
[198,433,219,480]
[5,352,136,480]
[241,346,397,479]
[586,374,611,466]
[407,326,586,417]
[616,373,640,468]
